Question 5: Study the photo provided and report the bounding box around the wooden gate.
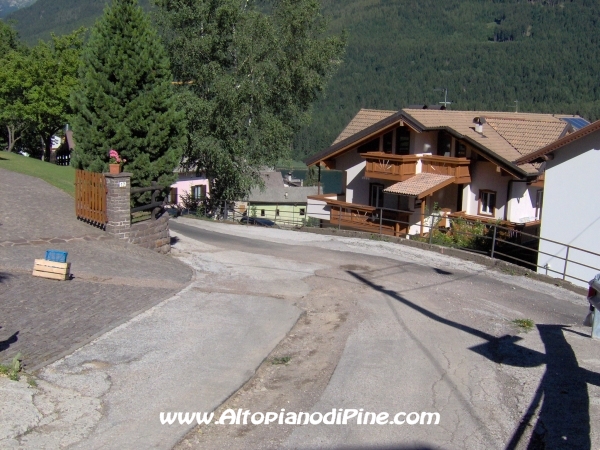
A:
[75,170,107,225]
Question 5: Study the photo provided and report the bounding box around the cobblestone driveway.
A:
[0,168,193,369]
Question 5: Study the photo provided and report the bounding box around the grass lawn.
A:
[0,151,75,196]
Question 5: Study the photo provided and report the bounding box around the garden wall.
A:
[128,213,170,254]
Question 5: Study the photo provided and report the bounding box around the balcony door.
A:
[370,183,384,208]
[437,131,452,157]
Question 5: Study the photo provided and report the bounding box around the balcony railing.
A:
[326,199,410,236]
[421,155,471,183]
[362,153,419,181]
[362,152,471,183]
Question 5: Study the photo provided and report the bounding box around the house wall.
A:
[537,131,600,287]
[307,197,332,222]
[336,149,370,205]
[465,161,507,220]
[431,184,458,212]
[170,177,210,205]
[506,182,540,223]
[249,203,308,227]
[410,131,436,155]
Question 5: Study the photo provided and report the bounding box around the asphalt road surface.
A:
[170,219,600,450]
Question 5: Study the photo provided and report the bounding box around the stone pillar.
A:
[105,172,132,239]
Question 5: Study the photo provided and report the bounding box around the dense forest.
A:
[5,0,153,41]
[0,0,35,19]
[5,0,600,160]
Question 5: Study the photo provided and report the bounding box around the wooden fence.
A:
[75,170,107,226]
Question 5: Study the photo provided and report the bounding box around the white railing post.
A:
[563,246,571,280]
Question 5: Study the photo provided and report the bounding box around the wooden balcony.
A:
[326,199,410,236]
[421,155,471,184]
[363,153,418,182]
[362,152,471,184]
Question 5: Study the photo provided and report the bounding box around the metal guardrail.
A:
[178,201,316,229]
[304,203,600,286]
[176,199,600,286]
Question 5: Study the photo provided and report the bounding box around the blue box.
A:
[45,250,68,263]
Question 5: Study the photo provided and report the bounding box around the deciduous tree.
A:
[155,0,345,202]
[0,27,82,157]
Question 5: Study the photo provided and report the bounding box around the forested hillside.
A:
[5,0,600,160]
[0,0,35,18]
[5,0,152,42]
[294,0,600,159]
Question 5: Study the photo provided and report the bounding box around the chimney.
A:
[473,117,485,134]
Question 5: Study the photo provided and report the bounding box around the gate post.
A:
[105,172,132,239]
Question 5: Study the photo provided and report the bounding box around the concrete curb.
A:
[295,227,588,296]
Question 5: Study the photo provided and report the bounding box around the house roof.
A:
[333,109,396,145]
[306,108,585,178]
[479,117,568,157]
[514,119,600,164]
[247,172,318,203]
[402,109,573,175]
[383,173,455,199]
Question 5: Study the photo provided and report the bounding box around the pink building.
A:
[168,170,210,206]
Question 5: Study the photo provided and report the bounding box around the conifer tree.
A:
[71,0,184,190]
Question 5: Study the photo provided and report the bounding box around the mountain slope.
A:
[5,0,152,43]
[6,0,600,160]
[0,0,36,19]
[293,0,600,159]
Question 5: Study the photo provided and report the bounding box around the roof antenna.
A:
[434,88,452,109]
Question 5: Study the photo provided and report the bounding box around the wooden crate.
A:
[32,259,71,281]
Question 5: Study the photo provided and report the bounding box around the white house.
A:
[515,120,600,287]
[305,107,588,238]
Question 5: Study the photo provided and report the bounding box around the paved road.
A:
[170,219,600,450]
[2,215,598,449]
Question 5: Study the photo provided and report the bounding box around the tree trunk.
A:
[6,124,22,153]
[43,134,53,162]
[6,124,14,152]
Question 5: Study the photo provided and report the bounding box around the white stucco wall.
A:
[465,161,507,220]
[335,149,370,205]
[506,182,540,223]
[410,131,436,155]
[537,131,600,286]
[307,197,332,221]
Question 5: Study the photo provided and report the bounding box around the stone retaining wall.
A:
[129,214,171,254]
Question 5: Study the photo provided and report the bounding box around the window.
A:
[478,190,496,216]
[456,142,467,158]
[535,190,543,221]
[299,208,306,216]
[395,127,410,155]
[437,131,452,156]
[261,209,265,217]
[168,187,178,204]
[369,183,384,208]
[192,185,206,200]
[382,131,393,154]
[357,138,380,153]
